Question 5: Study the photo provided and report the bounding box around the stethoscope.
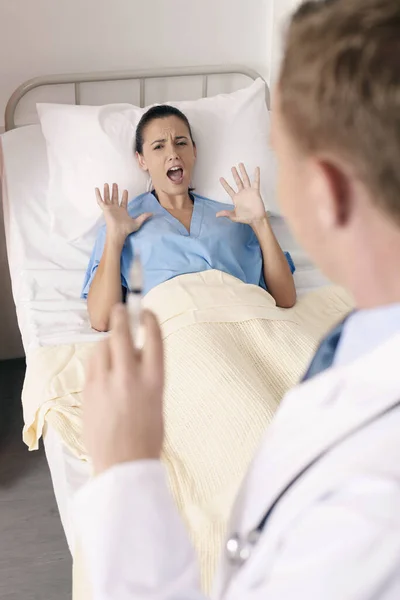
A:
[225,521,265,567]
[225,458,309,568]
[225,397,400,568]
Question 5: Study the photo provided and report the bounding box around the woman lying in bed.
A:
[82,105,296,331]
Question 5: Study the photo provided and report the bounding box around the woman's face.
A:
[137,116,197,196]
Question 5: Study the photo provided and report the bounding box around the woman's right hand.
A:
[96,183,152,243]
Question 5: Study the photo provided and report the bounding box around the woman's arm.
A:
[87,183,153,332]
[87,234,125,332]
[252,217,296,308]
[217,163,296,309]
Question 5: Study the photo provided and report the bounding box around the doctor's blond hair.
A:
[279,0,400,222]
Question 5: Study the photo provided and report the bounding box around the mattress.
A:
[16,242,327,350]
[0,123,329,554]
[1,125,328,351]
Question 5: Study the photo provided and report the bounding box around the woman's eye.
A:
[154,145,163,150]
[177,142,187,147]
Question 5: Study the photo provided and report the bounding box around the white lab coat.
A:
[74,332,400,600]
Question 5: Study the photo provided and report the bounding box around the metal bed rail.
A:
[5,65,269,131]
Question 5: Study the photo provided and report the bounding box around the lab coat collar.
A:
[237,331,400,536]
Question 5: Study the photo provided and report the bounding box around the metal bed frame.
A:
[5,65,269,132]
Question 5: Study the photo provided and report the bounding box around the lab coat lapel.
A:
[235,331,400,537]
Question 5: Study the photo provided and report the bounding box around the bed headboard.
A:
[5,65,270,132]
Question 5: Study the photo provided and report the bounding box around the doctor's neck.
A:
[337,206,400,311]
[154,189,193,211]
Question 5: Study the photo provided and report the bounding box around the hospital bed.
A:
[0,65,344,596]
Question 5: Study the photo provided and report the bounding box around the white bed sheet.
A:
[43,424,91,553]
[16,246,328,350]
[1,124,101,351]
[1,123,328,557]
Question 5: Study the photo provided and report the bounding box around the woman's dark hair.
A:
[135,105,195,154]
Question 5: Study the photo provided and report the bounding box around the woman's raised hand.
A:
[96,183,152,243]
[217,164,267,224]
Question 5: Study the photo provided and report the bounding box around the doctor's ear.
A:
[136,152,148,172]
[311,158,353,230]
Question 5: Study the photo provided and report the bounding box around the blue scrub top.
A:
[81,192,295,298]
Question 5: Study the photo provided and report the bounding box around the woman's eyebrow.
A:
[151,135,188,145]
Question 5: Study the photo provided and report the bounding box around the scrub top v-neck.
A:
[150,192,203,238]
[81,191,295,298]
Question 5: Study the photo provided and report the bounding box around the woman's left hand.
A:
[217,163,267,224]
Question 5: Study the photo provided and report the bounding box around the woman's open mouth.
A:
[167,167,184,185]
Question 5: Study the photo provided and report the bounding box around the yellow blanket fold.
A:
[21,270,353,593]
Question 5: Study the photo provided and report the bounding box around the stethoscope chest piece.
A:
[226,529,262,567]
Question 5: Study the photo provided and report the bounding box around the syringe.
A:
[127,253,144,348]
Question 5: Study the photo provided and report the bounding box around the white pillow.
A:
[0,125,95,276]
[37,78,278,242]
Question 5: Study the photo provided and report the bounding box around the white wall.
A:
[0,0,275,127]
[0,0,301,359]
[0,0,304,127]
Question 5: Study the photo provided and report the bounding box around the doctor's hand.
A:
[217,164,267,224]
[83,304,165,475]
[96,183,153,244]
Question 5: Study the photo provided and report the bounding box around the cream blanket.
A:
[21,270,353,594]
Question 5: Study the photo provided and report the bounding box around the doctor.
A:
[75,0,400,598]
